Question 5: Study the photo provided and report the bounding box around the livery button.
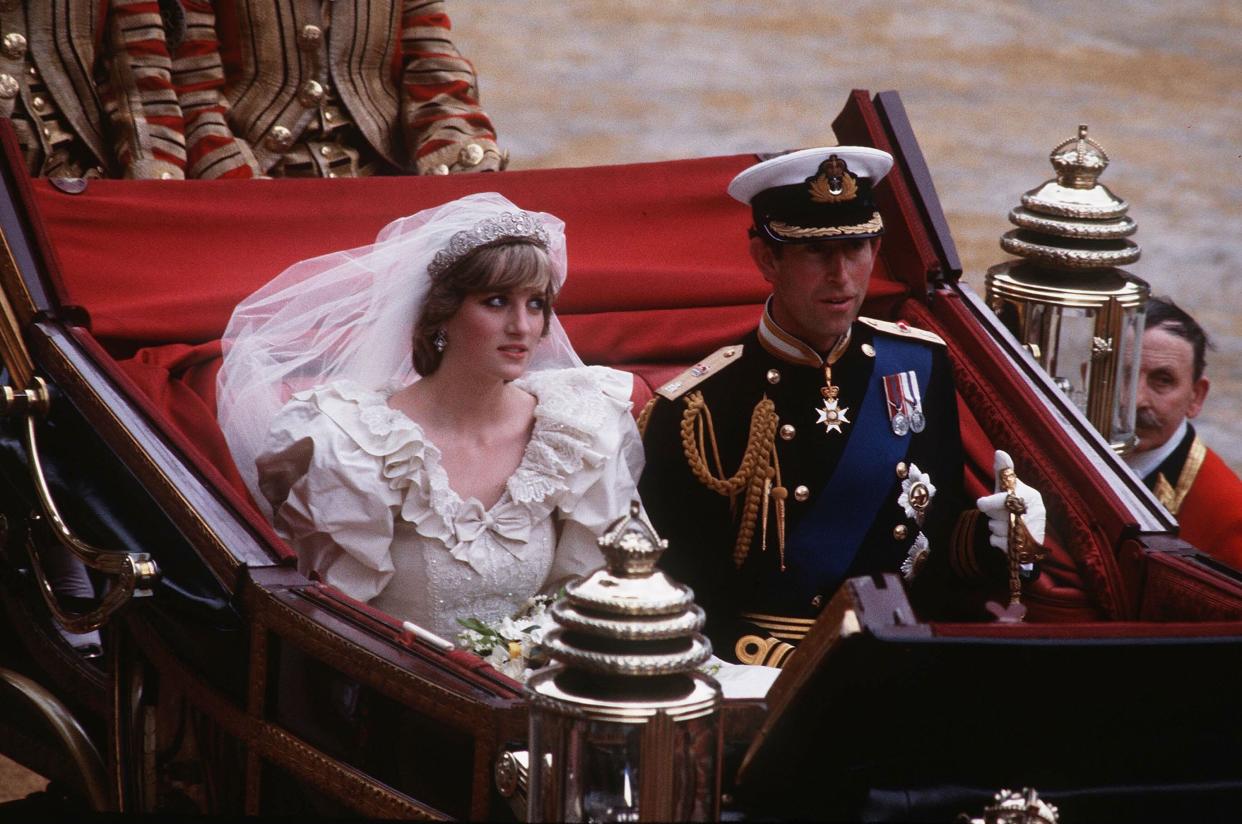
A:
[779,424,796,441]
[31,96,45,111]
[862,343,876,358]
[27,64,37,77]
[458,142,485,167]
[766,369,781,384]
[793,485,810,502]
[298,80,325,106]
[299,24,323,48]
[266,126,293,151]
[811,595,824,609]
[2,32,27,59]
[892,524,908,540]
[319,145,334,157]
[324,110,335,122]
[0,73,18,99]
[723,347,737,358]
[895,461,909,479]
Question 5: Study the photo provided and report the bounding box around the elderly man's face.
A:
[1134,325,1210,453]
[750,236,878,352]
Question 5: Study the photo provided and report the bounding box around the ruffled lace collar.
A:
[308,371,613,573]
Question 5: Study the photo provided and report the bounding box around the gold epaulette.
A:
[655,344,744,401]
[858,316,945,347]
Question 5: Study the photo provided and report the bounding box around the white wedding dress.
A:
[256,366,643,640]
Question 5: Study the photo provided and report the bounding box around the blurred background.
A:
[457,0,1242,471]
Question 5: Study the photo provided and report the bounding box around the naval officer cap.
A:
[728,146,894,243]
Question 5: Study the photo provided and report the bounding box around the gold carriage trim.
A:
[768,212,883,239]
[740,612,816,642]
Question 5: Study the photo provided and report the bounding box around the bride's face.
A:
[439,286,547,381]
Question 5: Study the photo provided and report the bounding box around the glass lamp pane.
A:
[1048,306,1097,415]
[1111,305,1145,448]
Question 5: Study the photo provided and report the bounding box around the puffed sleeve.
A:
[545,367,646,585]
[256,392,404,604]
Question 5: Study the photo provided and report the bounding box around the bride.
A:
[217,192,643,642]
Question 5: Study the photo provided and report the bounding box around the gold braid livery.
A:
[678,392,779,568]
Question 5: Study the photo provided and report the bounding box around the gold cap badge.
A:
[808,154,858,204]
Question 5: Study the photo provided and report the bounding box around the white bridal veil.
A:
[217,192,584,513]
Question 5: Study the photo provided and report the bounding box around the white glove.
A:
[976,450,1046,555]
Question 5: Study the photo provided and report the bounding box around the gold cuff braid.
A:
[736,634,796,667]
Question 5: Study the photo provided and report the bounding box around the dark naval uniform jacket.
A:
[639,308,995,666]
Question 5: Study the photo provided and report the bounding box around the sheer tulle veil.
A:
[217,192,584,514]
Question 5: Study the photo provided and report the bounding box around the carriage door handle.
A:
[2,379,160,634]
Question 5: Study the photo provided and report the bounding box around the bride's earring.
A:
[433,329,448,352]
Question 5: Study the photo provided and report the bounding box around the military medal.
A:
[816,365,850,434]
[883,370,925,436]
[813,333,852,435]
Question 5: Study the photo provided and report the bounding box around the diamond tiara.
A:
[426,211,551,279]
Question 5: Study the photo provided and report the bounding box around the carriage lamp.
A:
[524,503,722,822]
[985,125,1149,453]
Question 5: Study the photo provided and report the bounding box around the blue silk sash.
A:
[762,334,932,606]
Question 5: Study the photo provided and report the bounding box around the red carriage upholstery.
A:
[30,154,1106,621]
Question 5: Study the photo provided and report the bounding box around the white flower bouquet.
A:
[457,592,560,682]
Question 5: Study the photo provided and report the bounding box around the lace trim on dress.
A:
[298,368,624,575]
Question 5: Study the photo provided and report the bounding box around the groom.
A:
[639,147,1045,666]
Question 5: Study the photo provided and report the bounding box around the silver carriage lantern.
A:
[525,502,722,822]
[985,125,1149,453]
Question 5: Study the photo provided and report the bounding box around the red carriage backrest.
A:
[32,151,1124,621]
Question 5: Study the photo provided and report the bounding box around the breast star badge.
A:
[816,396,850,434]
[816,365,850,435]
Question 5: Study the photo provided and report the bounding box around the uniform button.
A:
[323,110,335,122]
[458,142,485,167]
[723,347,737,358]
[266,125,293,151]
[766,369,781,384]
[298,79,324,106]
[0,73,18,99]
[811,595,824,609]
[862,343,876,358]
[2,32,27,60]
[327,171,338,178]
[31,95,45,111]
[299,24,323,48]
[159,171,173,180]
[432,163,450,175]
[793,485,810,502]
[319,145,333,157]
[892,524,908,540]
[895,461,909,479]
[27,65,38,77]
[779,424,796,441]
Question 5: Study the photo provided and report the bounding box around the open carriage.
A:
[1,90,1240,821]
